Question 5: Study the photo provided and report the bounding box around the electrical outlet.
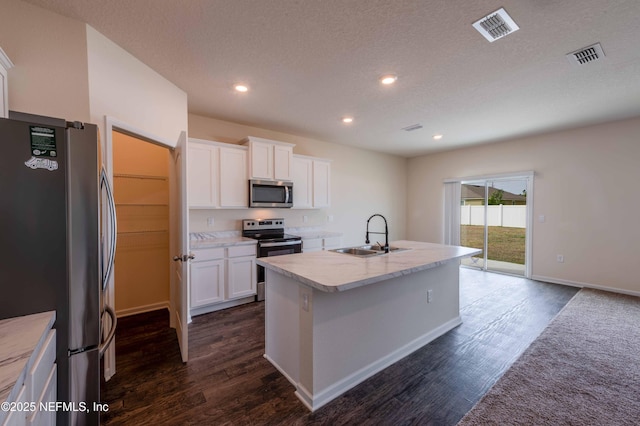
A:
[557,254,564,263]
[302,293,309,312]
[327,215,334,223]
[303,215,308,223]
[207,217,215,227]
[427,289,433,303]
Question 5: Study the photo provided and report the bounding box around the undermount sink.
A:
[332,247,380,257]
[359,244,407,253]
[331,245,410,257]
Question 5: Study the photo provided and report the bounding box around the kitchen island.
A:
[257,240,481,411]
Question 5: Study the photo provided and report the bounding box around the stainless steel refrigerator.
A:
[0,112,117,425]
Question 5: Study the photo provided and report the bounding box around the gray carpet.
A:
[458,288,640,425]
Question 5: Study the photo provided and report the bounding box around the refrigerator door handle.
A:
[100,168,118,291]
[99,304,117,357]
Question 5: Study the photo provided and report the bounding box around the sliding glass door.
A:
[459,175,530,277]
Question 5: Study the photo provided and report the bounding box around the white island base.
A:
[264,259,462,411]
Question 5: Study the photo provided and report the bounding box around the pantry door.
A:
[170,131,189,362]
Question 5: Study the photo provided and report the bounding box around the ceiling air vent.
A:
[472,8,519,42]
[566,43,605,66]
[402,124,423,132]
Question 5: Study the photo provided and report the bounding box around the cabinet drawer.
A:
[323,237,342,249]
[227,245,256,258]
[26,329,56,403]
[192,248,225,262]
[302,238,322,250]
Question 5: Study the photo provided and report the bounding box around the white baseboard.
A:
[291,316,462,412]
[116,301,170,317]
[263,354,297,387]
[532,275,640,298]
[190,296,256,317]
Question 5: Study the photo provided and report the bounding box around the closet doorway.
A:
[112,131,171,317]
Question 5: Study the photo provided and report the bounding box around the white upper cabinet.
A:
[292,154,331,209]
[188,141,218,207]
[312,159,331,208]
[273,144,293,180]
[242,136,295,181]
[219,146,248,207]
[188,138,248,208]
[292,156,313,208]
[0,47,14,119]
[248,139,273,179]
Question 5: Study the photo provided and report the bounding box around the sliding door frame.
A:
[445,171,534,278]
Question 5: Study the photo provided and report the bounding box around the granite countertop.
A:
[190,236,257,250]
[190,231,257,250]
[292,230,343,240]
[257,240,481,293]
[0,311,56,403]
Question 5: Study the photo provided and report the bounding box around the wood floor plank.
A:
[101,269,579,425]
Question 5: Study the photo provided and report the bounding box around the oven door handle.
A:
[260,240,302,248]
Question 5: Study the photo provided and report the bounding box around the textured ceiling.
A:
[22,0,640,157]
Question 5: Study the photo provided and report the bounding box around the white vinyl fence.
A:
[461,205,526,228]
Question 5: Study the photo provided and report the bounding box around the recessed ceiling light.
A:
[342,117,354,124]
[234,84,249,92]
[379,74,398,85]
[433,134,443,140]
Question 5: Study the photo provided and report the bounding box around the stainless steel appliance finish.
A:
[242,219,301,300]
[248,179,293,208]
[0,112,117,425]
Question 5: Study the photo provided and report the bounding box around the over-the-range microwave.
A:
[249,179,293,208]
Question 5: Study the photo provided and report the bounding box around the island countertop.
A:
[257,240,481,292]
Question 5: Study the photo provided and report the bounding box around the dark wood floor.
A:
[101,269,579,425]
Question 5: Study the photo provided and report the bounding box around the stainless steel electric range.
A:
[242,218,302,300]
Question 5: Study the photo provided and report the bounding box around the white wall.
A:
[408,116,640,295]
[188,114,408,247]
[86,26,188,146]
[0,0,90,121]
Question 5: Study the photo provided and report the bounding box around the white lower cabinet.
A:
[3,384,26,426]
[302,236,343,253]
[190,245,257,316]
[227,255,257,299]
[190,249,225,308]
[26,365,56,426]
[302,238,322,252]
[323,237,343,250]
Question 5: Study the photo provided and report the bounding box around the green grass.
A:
[460,225,525,265]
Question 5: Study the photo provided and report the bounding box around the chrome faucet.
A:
[365,214,389,253]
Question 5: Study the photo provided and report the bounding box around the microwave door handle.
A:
[285,186,290,204]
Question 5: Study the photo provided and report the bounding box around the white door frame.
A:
[445,171,534,278]
[102,116,185,379]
